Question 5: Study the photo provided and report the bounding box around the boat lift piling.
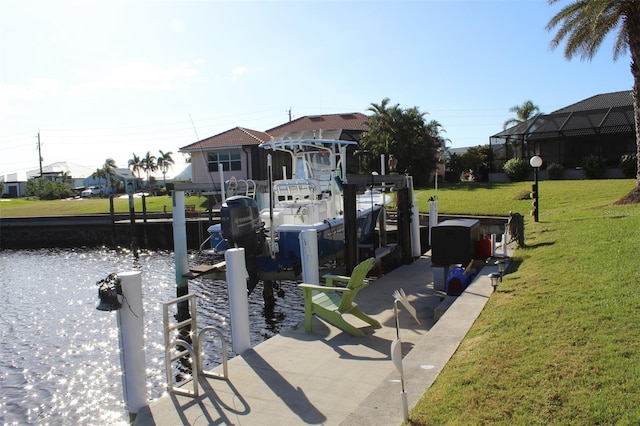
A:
[225,248,251,355]
[343,183,358,274]
[142,195,149,248]
[172,191,191,330]
[128,193,139,259]
[300,229,320,285]
[407,176,421,259]
[396,187,413,265]
[117,271,147,423]
[95,271,147,423]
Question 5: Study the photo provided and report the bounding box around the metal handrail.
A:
[162,293,229,398]
[197,326,228,380]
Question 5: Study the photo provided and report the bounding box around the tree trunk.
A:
[630,11,640,188]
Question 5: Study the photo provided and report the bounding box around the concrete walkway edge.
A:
[340,266,496,425]
[135,252,508,426]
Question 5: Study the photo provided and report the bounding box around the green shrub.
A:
[502,158,529,182]
[619,154,637,178]
[445,170,460,183]
[582,155,606,179]
[24,178,72,200]
[547,163,564,180]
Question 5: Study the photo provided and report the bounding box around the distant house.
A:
[0,162,144,198]
[112,168,142,193]
[179,113,369,185]
[1,171,28,198]
[26,161,95,189]
[490,90,635,172]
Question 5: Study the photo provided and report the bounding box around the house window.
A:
[208,150,241,172]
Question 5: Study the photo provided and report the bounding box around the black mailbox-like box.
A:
[431,219,481,265]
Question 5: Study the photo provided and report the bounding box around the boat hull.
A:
[207,206,383,276]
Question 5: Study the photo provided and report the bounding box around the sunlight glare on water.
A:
[0,248,303,425]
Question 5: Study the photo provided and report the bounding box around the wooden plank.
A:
[184,261,226,279]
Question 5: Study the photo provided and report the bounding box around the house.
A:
[26,161,95,189]
[1,171,28,198]
[111,168,142,193]
[179,127,271,184]
[490,90,635,174]
[0,162,143,198]
[179,113,369,185]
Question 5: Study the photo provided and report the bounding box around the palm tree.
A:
[141,151,157,190]
[91,168,106,195]
[426,119,451,181]
[157,150,175,188]
[502,100,541,160]
[128,153,143,191]
[364,98,401,160]
[59,171,73,185]
[103,158,117,195]
[547,0,640,201]
[361,98,439,184]
[503,100,540,129]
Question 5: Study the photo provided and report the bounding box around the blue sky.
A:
[0,0,632,177]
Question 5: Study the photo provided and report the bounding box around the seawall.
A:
[0,214,215,250]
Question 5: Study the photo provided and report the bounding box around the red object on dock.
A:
[477,235,492,259]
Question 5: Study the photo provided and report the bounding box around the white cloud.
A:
[231,66,248,80]
[170,18,186,34]
[71,62,198,94]
[0,78,65,101]
[0,62,198,105]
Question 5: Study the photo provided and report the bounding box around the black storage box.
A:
[431,219,481,265]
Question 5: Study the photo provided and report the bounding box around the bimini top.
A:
[259,139,357,153]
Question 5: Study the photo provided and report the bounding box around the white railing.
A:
[162,293,228,397]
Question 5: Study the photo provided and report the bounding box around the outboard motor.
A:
[220,196,262,292]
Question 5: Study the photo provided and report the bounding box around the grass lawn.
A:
[410,179,640,425]
[2,179,639,423]
[0,194,212,217]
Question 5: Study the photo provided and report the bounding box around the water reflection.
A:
[0,248,304,425]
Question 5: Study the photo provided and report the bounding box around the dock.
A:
[135,244,513,426]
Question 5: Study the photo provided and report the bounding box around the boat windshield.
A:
[260,139,355,189]
[297,150,332,182]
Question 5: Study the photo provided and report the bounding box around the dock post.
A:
[109,195,116,247]
[429,197,438,246]
[128,193,138,259]
[225,248,251,354]
[343,183,358,274]
[172,191,190,329]
[142,194,148,248]
[407,176,421,258]
[396,187,412,265]
[300,229,320,285]
[117,271,147,422]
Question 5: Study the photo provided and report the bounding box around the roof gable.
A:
[180,127,270,152]
[26,161,95,179]
[493,90,634,139]
[552,90,632,114]
[266,112,368,137]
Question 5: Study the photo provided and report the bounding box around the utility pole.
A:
[287,107,292,122]
[37,131,43,177]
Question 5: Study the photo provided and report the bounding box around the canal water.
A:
[0,248,304,425]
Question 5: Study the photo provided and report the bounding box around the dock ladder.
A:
[162,293,228,397]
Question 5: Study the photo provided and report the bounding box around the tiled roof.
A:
[180,127,271,151]
[552,90,632,113]
[265,113,368,137]
[179,113,369,151]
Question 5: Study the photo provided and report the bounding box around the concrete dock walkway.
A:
[135,250,510,426]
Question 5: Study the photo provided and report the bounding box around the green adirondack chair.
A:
[298,257,381,337]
